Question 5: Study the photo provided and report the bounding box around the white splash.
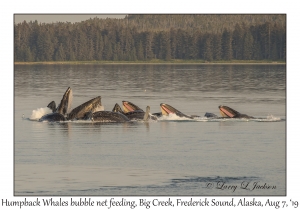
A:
[30,107,52,121]
[158,114,282,122]
[158,113,194,121]
[256,115,282,122]
[267,115,281,121]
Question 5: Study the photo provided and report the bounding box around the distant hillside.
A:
[14,14,286,62]
[125,14,286,33]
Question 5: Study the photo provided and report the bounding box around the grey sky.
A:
[14,14,127,24]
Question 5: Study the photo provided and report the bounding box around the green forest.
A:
[14,14,286,62]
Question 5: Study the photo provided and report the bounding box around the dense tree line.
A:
[126,14,286,33]
[14,15,286,62]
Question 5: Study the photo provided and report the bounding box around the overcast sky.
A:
[14,14,127,24]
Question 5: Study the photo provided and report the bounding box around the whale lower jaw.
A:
[160,103,193,119]
[56,87,72,115]
[122,101,143,113]
[218,105,253,119]
[67,96,102,120]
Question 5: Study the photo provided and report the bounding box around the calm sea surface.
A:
[14,64,286,196]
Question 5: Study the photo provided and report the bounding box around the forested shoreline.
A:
[14,15,286,62]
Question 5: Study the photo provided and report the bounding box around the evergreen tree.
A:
[170,28,177,59]
[55,44,66,61]
[129,47,137,61]
[153,32,162,59]
[203,35,213,61]
[243,30,254,60]
[143,31,154,60]
[213,33,222,60]
[13,15,286,62]
[161,31,171,61]
[103,35,113,60]
[260,22,272,59]
[189,33,199,59]
[136,40,144,60]
[87,38,95,60]
[95,34,104,60]
[270,23,280,60]
[232,23,244,59]
[250,25,262,60]
[175,29,184,59]
[222,28,233,60]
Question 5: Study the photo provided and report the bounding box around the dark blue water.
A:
[14,64,286,196]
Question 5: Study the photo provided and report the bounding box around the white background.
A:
[1,1,297,209]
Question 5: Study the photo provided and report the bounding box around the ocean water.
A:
[14,64,286,196]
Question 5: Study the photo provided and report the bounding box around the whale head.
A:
[122,101,143,113]
[67,96,102,120]
[218,105,240,118]
[56,87,73,115]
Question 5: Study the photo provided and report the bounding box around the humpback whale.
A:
[47,101,56,113]
[84,111,130,123]
[85,105,151,123]
[204,106,254,119]
[120,101,158,120]
[67,96,102,120]
[40,87,102,122]
[218,105,254,119]
[38,113,66,122]
[160,103,200,119]
[122,101,144,113]
[45,87,72,114]
[38,87,72,121]
[56,87,73,115]
[112,103,147,120]
[204,112,219,118]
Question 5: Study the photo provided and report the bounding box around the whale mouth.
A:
[219,105,240,118]
[160,103,177,115]
[56,87,73,115]
[122,101,143,113]
[67,96,102,120]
